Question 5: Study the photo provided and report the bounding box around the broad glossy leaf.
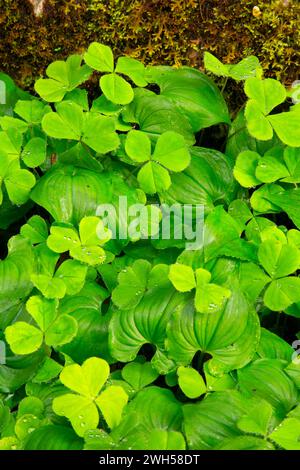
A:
[163,146,237,211]
[238,359,298,419]
[183,391,248,450]
[111,387,183,450]
[269,418,300,450]
[122,89,195,144]
[24,424,83,450]
[0,236,34,329]
[177,366,206,399]
[151,67,230,131]
[166,291,260,375]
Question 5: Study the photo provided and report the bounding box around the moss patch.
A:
[1,0,299,91]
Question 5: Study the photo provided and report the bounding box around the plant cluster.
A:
[0,44,300,450]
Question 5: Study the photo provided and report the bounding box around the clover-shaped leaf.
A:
[0,152,36,205]
[21,137,47,168]
[5,295,78,354]
[47,216,111,266]
[244,77,300,146]
[35,55,92,103]
[111,259,152,309]
[204,53,262,81]
[42,102,120,154]
[125,130,190,194]
[258,238,300,310]
[168,264,231,314]
[52,358,128,436]
[121,361,159,391]
[14,100,51,125]
[84,43,147,105]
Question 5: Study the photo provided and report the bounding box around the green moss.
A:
[0,0,299,93]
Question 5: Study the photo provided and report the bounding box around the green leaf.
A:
[81,114,119,154]
[21,137,47,168]
[268,109,300,147]
[150,67,230,131]
[26,295,58,331]
[233,150,261,188]
[53,394,99,437]
[24,425,83,450]
[84,42,114,73]
[32,357,63,383]
[95,385,128,429]
[42,102,82,140]
[4,167,36,205]
[31,274,66,299]
[238,359,298,420]
[264,277,300,311]
[166,291,260,375]
[258,239,300,278]
[121,362,159,390]
[115,57,147,87]
[20,215,48,244]
[100,73,134,105]
[269,418,300,450]
[45,314,78,347]
[59,357,110,398]
[122,90,195,144]
[137,161,171,194]
[177,366,206,399]
[112,259,151,309]
[237,399,275,436]
[168,264,196,292]
[14,100,50,124]
[153,131,190,171]
[194,268,231,314]
[125,130,151,162]
[35,55,91,102]
[183,391,248,449]
[55,260,87,295]
[5,322,43,355]
[245,77,286,115]
[203,52,230,77]
[245,101,274,141]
